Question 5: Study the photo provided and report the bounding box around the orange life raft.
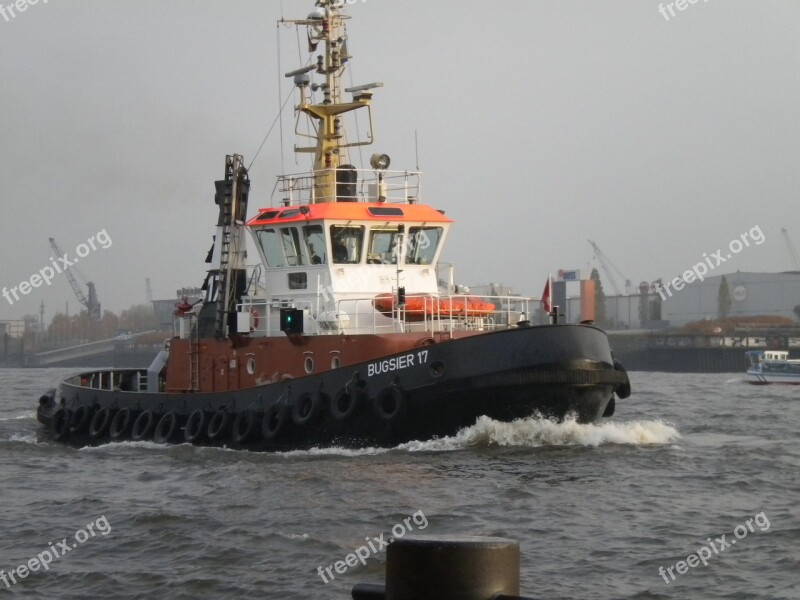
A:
[373,294,496,322]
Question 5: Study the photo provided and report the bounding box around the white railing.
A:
[239,293,530,337]
[337,293,531,335]
[335,298,401,334]
[419,293,530,333]
[237,294,531,337]
[68,369,149,392]
[275,168,422,205]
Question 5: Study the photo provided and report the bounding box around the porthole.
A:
[304,356,315,374]
[246,357,256,375]
[331,356,341,369]
[430,361,446,378]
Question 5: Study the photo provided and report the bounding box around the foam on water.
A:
[0,411,36,421]
[279,532,310,541]
[8,433,39,445]
[278,445,389,458]
[78,440,178,452]
[278,416,681,457]
[398,415,681,452]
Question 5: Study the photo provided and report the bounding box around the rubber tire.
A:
[131,410,156,441]
[207,410,231,442]
[39,388,56,407]
[602,396,616,418]
[262,404,286,440]
[153,412,179,444]
[613,359,631,399]
[330,390,359,420]
[69,405,93,434]
[109,407,134,440]
[184,409,208,443]
[232,411,260,444]
[51,408,72,442]
[373,385,406,421]
[292,393,321,426]
[89,407,113,439]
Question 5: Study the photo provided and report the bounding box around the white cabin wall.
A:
[243,221,450,335]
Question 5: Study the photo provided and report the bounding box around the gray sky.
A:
[1,0,799,322]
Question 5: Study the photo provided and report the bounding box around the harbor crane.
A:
[588,240,632,296]
[781,228,800,271]
[48,238,102,319]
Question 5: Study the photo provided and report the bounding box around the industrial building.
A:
[561,271,800,330]
[658,271,800,327]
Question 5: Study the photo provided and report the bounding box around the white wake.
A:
[398,415,680,452]
[281,415,680,457]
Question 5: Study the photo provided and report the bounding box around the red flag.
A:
[541,277,551,313]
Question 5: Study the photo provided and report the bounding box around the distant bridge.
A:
[29,331,158,367]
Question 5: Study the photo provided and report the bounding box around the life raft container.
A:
[372,294,495,321]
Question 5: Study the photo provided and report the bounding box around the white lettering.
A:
[366,353,419,377]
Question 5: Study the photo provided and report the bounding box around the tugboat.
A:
[36,0,631,450]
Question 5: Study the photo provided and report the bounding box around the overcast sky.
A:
[1,0,799,322]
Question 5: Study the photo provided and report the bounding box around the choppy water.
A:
[0,369,797,599]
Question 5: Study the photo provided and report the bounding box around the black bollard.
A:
[352,535,538,600]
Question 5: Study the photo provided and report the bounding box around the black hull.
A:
[37,325,630,451]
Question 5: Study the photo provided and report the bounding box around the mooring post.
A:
[352,536,538,600]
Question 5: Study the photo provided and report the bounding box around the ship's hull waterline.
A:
[37,324,630,451]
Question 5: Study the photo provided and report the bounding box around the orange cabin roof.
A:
[246,203,453,227]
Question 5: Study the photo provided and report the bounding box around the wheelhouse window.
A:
[255,228,286,268]
[288,272,308,290]
[281,227,304,266]
[330,225,364,264]
[368,227,404,264]
[406,227,443,265]
[303,225,327,265]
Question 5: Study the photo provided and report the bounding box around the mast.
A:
[284,0,382,203]
[213,154,250,338]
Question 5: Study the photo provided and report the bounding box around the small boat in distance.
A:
[35,0,631,451]
[745,350,800,384]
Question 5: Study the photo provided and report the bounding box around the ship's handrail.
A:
[239,297,396,336]
[65,369,150,392]
[336,293,531,335]
[334,298,398,334]
[238,293,529,336]
[275,168,422,206]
